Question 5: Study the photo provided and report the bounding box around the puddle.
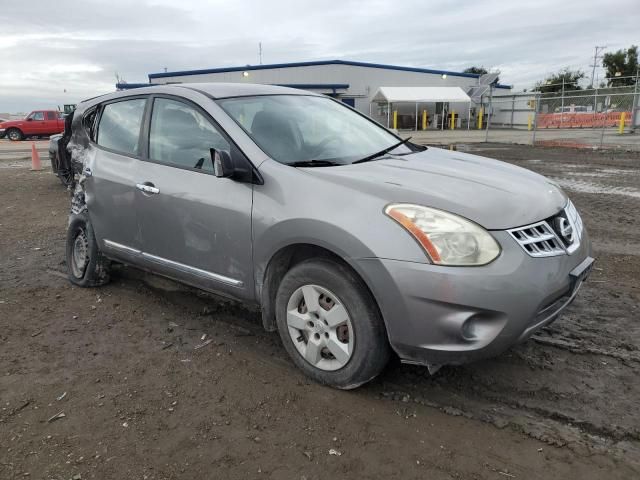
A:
[598,167,640,176]
[0,161,28,169]
[552,177,640,199]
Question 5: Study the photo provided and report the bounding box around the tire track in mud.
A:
[4,145,639,475]
[136,265,640,463]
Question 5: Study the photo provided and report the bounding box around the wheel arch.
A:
[257,239,382,334]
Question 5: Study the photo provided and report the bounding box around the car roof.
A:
[78,83,320,112]
[177,82,318,98]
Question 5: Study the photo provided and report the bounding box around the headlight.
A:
[384,203,501,266]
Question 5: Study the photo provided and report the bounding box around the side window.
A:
[149,98,229,172]
[83,108,98,142]
[46,111,56,120]
[30,111,45,121]
[96,98,146,156]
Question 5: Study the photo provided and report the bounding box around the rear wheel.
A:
[6,128,23,141]
[49,152,59,174]
[66,213,111,287]
[275,258,390,389]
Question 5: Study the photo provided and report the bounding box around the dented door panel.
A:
[135,162,254,301]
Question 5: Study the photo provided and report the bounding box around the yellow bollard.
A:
[527,114,533,131]
[393,110,398,130]
[450,111,456,130]
[619,112,626,134]
[478,108,483,129]
[422,110,427,130]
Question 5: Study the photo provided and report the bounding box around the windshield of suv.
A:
[217,95,412,165]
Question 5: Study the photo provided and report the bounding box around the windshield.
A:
[217,95,412,165]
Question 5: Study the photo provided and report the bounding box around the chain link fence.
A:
[482,83,640,149]
[392,79,640,150]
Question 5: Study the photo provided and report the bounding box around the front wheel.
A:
[6,128,23,141]
[275,258,390,389]
[66,213,111,287]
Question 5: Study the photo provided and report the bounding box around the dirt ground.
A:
[1,142,639,479]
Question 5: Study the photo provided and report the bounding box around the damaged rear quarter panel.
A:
[67,102,97,219]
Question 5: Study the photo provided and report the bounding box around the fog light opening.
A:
[461,318,478,341]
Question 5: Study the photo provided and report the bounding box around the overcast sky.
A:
[1,0,638,112]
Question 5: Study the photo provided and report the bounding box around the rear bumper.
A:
[355,230,593,367]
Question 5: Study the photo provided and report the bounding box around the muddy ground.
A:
[1,142,639,479]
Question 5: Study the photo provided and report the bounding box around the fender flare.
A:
[254,219,378,331]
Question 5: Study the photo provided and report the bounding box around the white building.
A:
[133,60,511,129]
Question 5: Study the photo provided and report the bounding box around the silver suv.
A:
[65,83,593,389]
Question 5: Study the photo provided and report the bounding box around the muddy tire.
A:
[6,128,23,141]
[275,258,390,389]
[50,152,58,174]
[66,213,110,287]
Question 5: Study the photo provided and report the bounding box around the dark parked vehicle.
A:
[62,83,593,389]
[48,111,75,186]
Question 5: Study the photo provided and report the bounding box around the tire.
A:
[6,128,23,141]
[275,258,390,389]
[50,152,58,174]
[66,213,111,287]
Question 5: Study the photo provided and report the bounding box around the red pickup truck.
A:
[0,110,66,141]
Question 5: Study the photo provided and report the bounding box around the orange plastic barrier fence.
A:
[537,111,631,129]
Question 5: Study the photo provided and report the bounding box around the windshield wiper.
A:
[288,160,341,167]
[352,137,412,164]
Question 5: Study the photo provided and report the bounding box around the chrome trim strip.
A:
[103,239,243,287]
[103,239,141,256]
[507,221,565,258]
[564,200,583,254]
[141,252,243,287]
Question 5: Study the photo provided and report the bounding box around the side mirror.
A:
[211,149,235,178]
[27,118,33,122]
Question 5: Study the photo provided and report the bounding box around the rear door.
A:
[45,111,58,134]
[86,96,148,262]
[135,94,254,300]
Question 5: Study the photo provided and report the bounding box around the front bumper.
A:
[355,229,593,367]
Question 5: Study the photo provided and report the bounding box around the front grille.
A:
[508,200,583,258]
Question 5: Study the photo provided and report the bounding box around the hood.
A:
[304,147,567,230]
[0,119,24,128]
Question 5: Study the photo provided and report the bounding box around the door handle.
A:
[136,182,160,195]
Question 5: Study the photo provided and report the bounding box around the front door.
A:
[136,96,254,301]
[28,111,47,135]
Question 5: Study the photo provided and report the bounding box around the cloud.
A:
[0,0,638,111]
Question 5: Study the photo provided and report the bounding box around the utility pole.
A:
[590,46,606,88]
[258,42,263,65]
[631,67,639,134]
[560,77,565,127]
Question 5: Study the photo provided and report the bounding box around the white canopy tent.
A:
[372,86,471,104]
[370,86,472,130]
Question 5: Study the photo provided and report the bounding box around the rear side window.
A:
[97,98,146,156]
[83,108,98,141]
[46,111,56,120]
[148,98,229,172]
